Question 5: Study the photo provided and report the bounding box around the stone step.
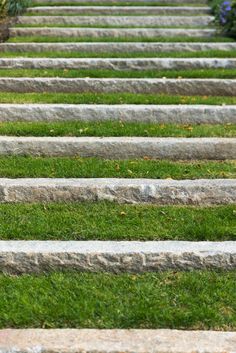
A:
[0,137,234,160]
[27,6,211,15]
[0,329,235,353]
[0,240,236,273]
[17,15,214,26]
[2,42,235,53]
[0,104,235,124]
[0,178,234,204]
[32,0,208,4]
[0,78,234,96]
[1,58,234,70]
[10,27,215,38]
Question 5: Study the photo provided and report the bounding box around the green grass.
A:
[0,121,235,137]
[1,68,236,78]
[8,35,233,43]
[0,156,234,179]
[1,271,236,329]
[3,49,236,58]
[0,92,235,104]
[0,202,235,240]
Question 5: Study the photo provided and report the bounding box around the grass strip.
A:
[1,68,236,78]
[8,36,233,43]
[2,50,236,58]
[0,156,234,179]
[0,121,235,137]
[0,202,235,241]
[0,271,236,329]
[0,92,235,104]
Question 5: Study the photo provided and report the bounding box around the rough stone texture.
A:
[0,78,235,96]
[17,15,214,26]
[0,240,236,274]
[32,0,208,4]
[0,104,235,124]
[0,136,234,160]
[0,178,235,205]
[2,57,234,70]
[3,330,236,353]
[10,27,215,38]
[1,329,236,353]
[1,42,235,53]
[27,5,211,15]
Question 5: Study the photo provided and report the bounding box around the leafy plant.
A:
[210,0,236,37]
[0,0,29,18]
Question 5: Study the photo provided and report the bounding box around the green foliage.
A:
[0,0,29,18]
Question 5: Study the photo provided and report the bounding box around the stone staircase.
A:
[0,0,236,350]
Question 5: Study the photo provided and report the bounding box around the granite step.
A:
[0,329,235,353]
[17,15,214,26]
[26,5,211,15]
[0,58,234,70]
[0,178,234,204]
[0,136,234,160]
[0,104,235,124]
[0,78,234,96]
[1,42,234,53]
[0,240,236,273]
[9,27,216,38]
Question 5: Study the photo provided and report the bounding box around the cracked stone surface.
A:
[0,241,236,274]
[0,78,235,96]
[0,104,235,124]
[1,42,235,53]
[26,6,211,15]
[1,329,236,353]
[10,27,215,38]
[0,178,235,205]
[0,136,234,160]
[17,15,214,26]
[1,58,234,70]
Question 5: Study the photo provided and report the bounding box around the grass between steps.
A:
[0,121,235,137]
[0,202,235,241]
[3,50,236,58]
[0,92,236,104]
[1,68,236,78]
[8,36,233,43]
[1,271,236,329]
[0,157,234,179]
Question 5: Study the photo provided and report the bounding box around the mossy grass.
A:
[0,92,235,104]
[0,201,235,241]
[1,68,236,78]
[1,271,236,329]
[2,50,236,58]
[8,35,234,43]
[0,156,234,179]
[0,121,235,137]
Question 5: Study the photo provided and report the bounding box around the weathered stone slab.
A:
[1,42,235,53]
[0,240,236,273]
[32,0,208,4]
[1,57,233,70]
[0,136,234,160]
[1,329,236,353]
[17,15,214,26]
[10,27,215,38]
[0,104,235,124]
[0,178,235,204]
[0,78,234,96]
[26,6,211,15]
